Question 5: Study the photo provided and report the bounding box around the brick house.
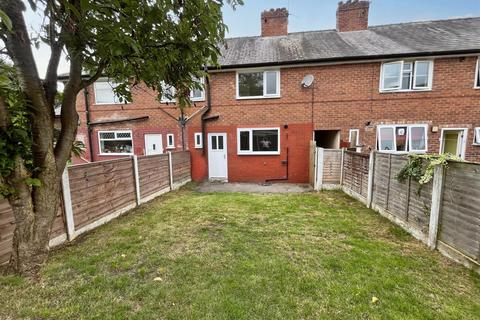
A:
[70,0,480,183]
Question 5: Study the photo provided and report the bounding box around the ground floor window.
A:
[194,132,203,148]
[377,124,428,153]
[167,134,175,149]
[98,130,133,155]
[237,128,280,155]
[474,128,480,145]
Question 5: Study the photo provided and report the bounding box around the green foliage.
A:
[396,153,461,185]
[42,0,243,108]
[0,9,12,31]
[0,62,34,180]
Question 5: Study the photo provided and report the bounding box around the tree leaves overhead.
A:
[47,0,242,107]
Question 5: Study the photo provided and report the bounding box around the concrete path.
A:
[195,181,313,194]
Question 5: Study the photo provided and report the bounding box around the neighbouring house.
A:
[66,0,480,183]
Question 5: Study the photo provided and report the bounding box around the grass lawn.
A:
[1,185,480,319]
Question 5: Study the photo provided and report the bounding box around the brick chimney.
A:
[336,0,370,32]
[261,8,289,37]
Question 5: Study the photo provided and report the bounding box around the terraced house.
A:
[69,0,480,183]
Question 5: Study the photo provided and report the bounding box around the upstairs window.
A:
[98,131,133,155]
[237,70,280,99]
[190,77,205,101]
[160,83,176,103]
[94,81,123,104]
[475,58,480,88]
[237,128,280,155]
[377,124,428,153]
[380,60,433,92]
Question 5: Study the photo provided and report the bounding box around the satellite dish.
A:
[301,74,315,88]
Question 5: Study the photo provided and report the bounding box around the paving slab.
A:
[195,181,313,193]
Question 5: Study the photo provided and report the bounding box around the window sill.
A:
[166,146,175,149]
[379,89,432,94]
[236,95,281,100]
[377,150,427,154]
[190,98,205,102]
[98,153,133,156]
[473,143,480,146]
[194,146,203,149]
[93,102,127,106]
[237,152,280,156]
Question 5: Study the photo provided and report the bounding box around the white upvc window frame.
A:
[190,77,206,102]
[380,60,434,92]
[98,130,134,155]
[408,125,429,153]
[166,134,175,149]
[348,129,361,152]
[377,124,428,154]
[473,127,480,145]
[160,82,176,103]
[194,132,203,148]
[474,57,480,89]
[236,69,281,100]
[237,127,280,155]
[93,80,124,105]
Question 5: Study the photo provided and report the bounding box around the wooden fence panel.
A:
[323,150,342,184]
[69,158,136,230]
[138,154,170,199]
[386,156,409,222]
[342,151,369,199]
[438,162,480,261]
[372,153,390,209]
[172,151,191,184]
[0,199,14,265]
[406,179,432,233]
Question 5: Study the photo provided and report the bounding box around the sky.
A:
[22,0,480,77]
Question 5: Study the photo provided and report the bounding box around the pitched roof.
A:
[217,17,480,68]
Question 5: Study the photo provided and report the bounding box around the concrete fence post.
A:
[132,155,141,205]
[316,148,324,190]
[340,148,345,186]
[428,165,445,249]
[168,151,174,190]
[61,168,75,240]
[366,150,375,208]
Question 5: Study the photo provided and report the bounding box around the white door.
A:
[440,129,467,159]
[208,133,228,180]
[145,134,163,155]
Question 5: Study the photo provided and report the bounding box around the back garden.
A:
[1,186,479,319]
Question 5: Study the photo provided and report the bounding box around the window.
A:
[237,70,280,99]
[166,134,175,149]
[237,128,280,155]
[160,82,176,103]
[194,132,203,148]
[348,129,360,149]
[190,78,205,101]
[380,60,433,92]
[474,128,480,145]
[475,58,480,88]
[377,124,428,153]
[98,131,133,155]
[94,81,123,104]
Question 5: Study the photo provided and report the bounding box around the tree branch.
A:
[1,0,54,170]
[82,61,107,87]
[54,51,82,173]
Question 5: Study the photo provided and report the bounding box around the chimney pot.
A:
[336,0,370,32]
[261,8,289,37]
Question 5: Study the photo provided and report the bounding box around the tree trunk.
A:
[7,152,61,276]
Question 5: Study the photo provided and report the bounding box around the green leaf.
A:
[24,178,41,187]
[0,9,12,31]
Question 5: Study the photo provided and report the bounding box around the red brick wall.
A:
[336,0,370,32]
[73,55,480,183]
[186,56,480,183]
[261,8,288,37]
[74,83,201,162]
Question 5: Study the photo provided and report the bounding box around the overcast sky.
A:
[23,0,480,77]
